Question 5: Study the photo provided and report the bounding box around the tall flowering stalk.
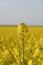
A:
[17,23,28,65]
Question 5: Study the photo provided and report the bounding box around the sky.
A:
[0,0,43,25]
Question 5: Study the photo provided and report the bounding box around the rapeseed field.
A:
[0,23,43,65]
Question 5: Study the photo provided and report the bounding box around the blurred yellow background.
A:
[0,23,43,65]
